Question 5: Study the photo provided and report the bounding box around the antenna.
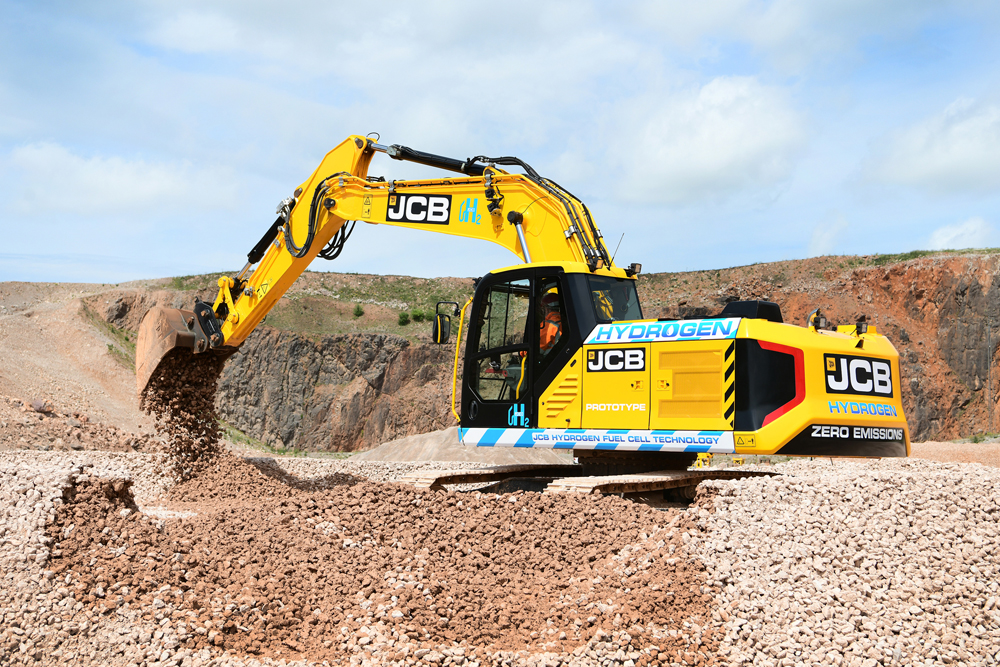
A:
[610,233,625,265]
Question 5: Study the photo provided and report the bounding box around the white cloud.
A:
[927,216,995,250]
[634,0,972,72]
[613,76,805,204]
[808,214,849,256]
[5,143,239,216]
[867,98,1000,194]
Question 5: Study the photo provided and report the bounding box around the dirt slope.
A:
[0,282,151,434]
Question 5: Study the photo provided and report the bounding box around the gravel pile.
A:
[6,448,1000,666]
[0,394,157,454]
[692,458,1000,666]
[270,457,493,485]
[47,453,719,665]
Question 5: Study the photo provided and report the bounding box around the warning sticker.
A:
[735,434,756,449]
[362,195,372,219]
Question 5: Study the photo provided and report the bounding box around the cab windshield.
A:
[588,276,642,323]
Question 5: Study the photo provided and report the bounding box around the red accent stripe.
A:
[759,340,805,427]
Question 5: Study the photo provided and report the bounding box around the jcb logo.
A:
[587,348,645,372]
[386,194,451,224]
[824,354,893,397]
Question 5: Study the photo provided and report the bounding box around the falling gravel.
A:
[139,348,229,481]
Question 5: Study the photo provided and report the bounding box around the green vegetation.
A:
[169,273,231,292]
[302,271,473,315]
[398,312,410,326]
[81,302,136,371]
[839,248,1000,270]
[220,420,309,457]
[871,250,936,266]
[260,273,473,342]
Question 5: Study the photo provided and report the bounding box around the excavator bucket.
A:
[136,306,201,396]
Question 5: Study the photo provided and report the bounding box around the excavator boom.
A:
[137,135,617,395]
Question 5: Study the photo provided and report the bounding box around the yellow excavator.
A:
[137,134,909,473]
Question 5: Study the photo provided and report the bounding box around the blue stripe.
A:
[565,429,585,434]
[479,428,504,447]
[553,442,575,449]
[607,430,629,435]
[514,430,535,447]
[697,431,723,436]
[651,430,675,436]
[684,444,712,453]
[595,442,619,450]
[638,443,664,452]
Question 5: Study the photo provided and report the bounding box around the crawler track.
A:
[401,464,777,496]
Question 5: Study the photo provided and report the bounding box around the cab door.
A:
[462,273,534,429]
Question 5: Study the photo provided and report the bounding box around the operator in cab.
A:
[539,291,562,354]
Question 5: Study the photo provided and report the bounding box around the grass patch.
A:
[169,273,230,292]
[81,302,136,371]
[220,420,309,457]
[871,250,936,266]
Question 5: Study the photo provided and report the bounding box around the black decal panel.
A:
[385,194,452,224]
[777,423,907,457]
[824,353,894,398]
[586,348,645,372]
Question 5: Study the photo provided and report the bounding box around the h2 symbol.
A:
[508,404,527,427]
[459,198,481,225]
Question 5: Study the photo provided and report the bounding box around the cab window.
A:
[472,279,530,401]
[588,276,642,322]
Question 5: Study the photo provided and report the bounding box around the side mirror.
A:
[432,314,451,344]
[432,301,461,344]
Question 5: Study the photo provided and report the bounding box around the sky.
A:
[3,1,1000,282]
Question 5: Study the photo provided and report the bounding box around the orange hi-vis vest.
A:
[540,312,562,351]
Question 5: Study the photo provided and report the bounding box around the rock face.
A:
[774,256,1000,442]
[216,328,455,451]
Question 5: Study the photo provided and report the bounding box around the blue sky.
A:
[3,1,1000,282]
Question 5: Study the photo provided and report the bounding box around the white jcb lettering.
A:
[872,361,892,395]
[604,350,624,370]
[849,359,872,393]
[828,358,849,390]
[625,349,644,370]
[427,197,449,222]
[387,198,405,220]
[405,195,427,221]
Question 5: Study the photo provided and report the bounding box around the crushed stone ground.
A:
[46,453,719,665]
[692,458,1000,666]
